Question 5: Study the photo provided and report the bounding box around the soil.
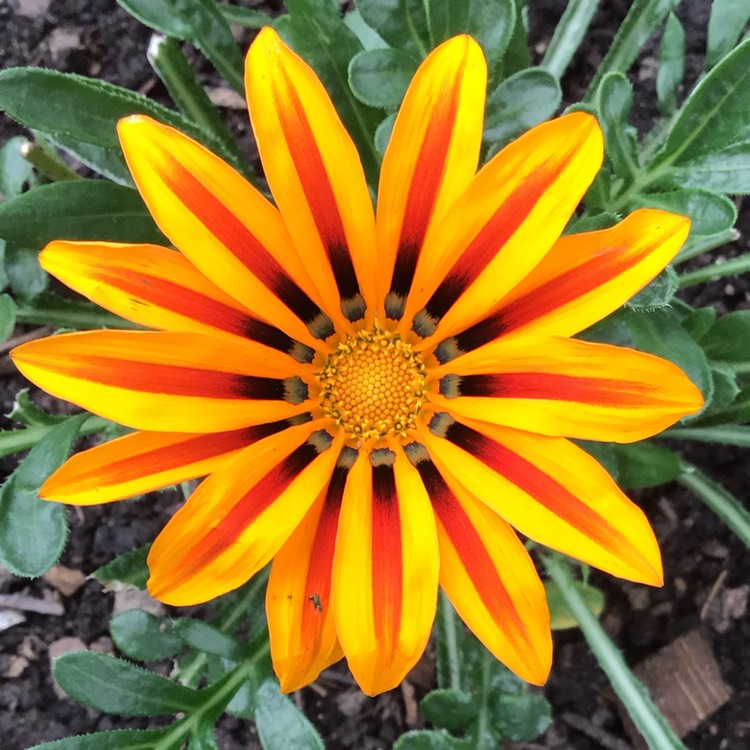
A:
[1,1,749,749]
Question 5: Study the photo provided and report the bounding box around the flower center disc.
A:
[318,326,426,442]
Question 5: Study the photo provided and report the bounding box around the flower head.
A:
[12,28,703,695]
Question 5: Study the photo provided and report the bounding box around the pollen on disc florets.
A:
[317,325,427,442]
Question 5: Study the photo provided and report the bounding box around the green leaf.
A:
[0,136,34,198]
[189,719,220,750]
[253,678,325,750]
[54,651,203,716]
[27,729,170,750]
[0,181,165,250]
[631,188,736,236]
[218,3,269,29]
[585,0,679,101]
[116,0,244,92]
[47,132,133,186]
[541,0,599,79]
[596,72,639,180]
[656,13,685,114]
[682,305,717,342]
[173,618,247,661]
[0,414,86,577]
[694,382,750,426]
[348,48,419,109]
[92,544,151,591]
[613,441,681,488]
[4,244,48,301]
[492,693,552,742]
[343,8,389,50]
[395,730,473,750]
[502,0,531,75]
[706,0,750,69]
[15,290,136,331]
[110,609,183,661]
[703,361,741,416]
[0,293,16,341]
[483,68,561,152]
[375,112,397,156]
[546,578,605,629]
[277,0,382,187]
[625,266,678,310]
[577,439,620,481]
[357,0,430,55]
[9,389,68,428]
[468,0,515,76]
[0,67,242,174]
[420,688,478,731]
[700,310,750,362]
[653,37,750,193]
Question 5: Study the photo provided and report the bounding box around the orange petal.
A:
[247,28,377,327]
[117,115,332,345]
[11,330,312,433]
[438,209,690,355]
[377,35,486,321]
[405,442,551,685]
[40,422,294,506]
[148,423,344,605]
[431,336,703,442]
[267,448,357,691]
[404,113,603,342]
[40,241,314,362]
[332,447,439,695]
[418,414,663,586]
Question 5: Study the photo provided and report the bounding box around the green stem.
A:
[15,301,138,330]
[675,228,739,263]
[543,554,688,750]
[438,592,462,691]
[541,0,600,78]
[20,141,81,182]
[677,462,750,549]
[663,425,750,447]
[147,35,245,170]
[0,415,110,459]
[679,252,750,287]
[473,648,493,747]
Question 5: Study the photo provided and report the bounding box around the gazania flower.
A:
[12,28,702,695]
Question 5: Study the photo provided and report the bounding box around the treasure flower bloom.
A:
[13,28,702,695]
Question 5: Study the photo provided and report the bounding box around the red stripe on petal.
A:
[371,462,402,645]
[274,69,361,305]
[457,372,653,406]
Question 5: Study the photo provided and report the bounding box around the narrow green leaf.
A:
[468,0,515,76]
[700,310,750,362]
[613,441,681,488]
[46,133,133,186]
[656,13,685,114]
[357,0,430,55]
[665,424,750,447]
[0,293,16,341]
[9,389,68,428]
[218,3,269,29]
[544,555,689,749]
[0,136,34,198]
[0,181,165,250]
[631,188,736,236]
[420,689,478,731]
[596,72,639,180]
[54,651,203,716]
[541,0,600,79]
[625,266,678,310]
[348,48,419,109]
[502,0,532,75]
[343,8,389,50]
[483,68,561,152]
[675,227,739,263]
[254,678,325,750]
[117,0,244,92]
[585,0,679,101]
[15,290,137,330]
[680,251,750,288]
[492,693,552,742]
[546,578,605,629]
[653,37,750,193]
[110,609,183,661]
[706,0,750,69]
[27,729,169,750]
[92,544,151,591]
[0,414,109,461]
[173,618,247,661]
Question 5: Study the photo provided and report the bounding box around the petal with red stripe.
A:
[11,331,312,433]
[148,423,344,605]
[117,115,332,345]
[404,113,603,342]
[432,336,703,442]
[40,420,295,506]
[418,414,663,586]
[405,442,551,685]
[378,35,486,321]
[437,209,689,357]
[246,28,377,327]
[40,241,314,363]
[267,446,357,692]
[333,446,439,695]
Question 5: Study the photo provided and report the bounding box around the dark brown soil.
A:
[1,1,749,749]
